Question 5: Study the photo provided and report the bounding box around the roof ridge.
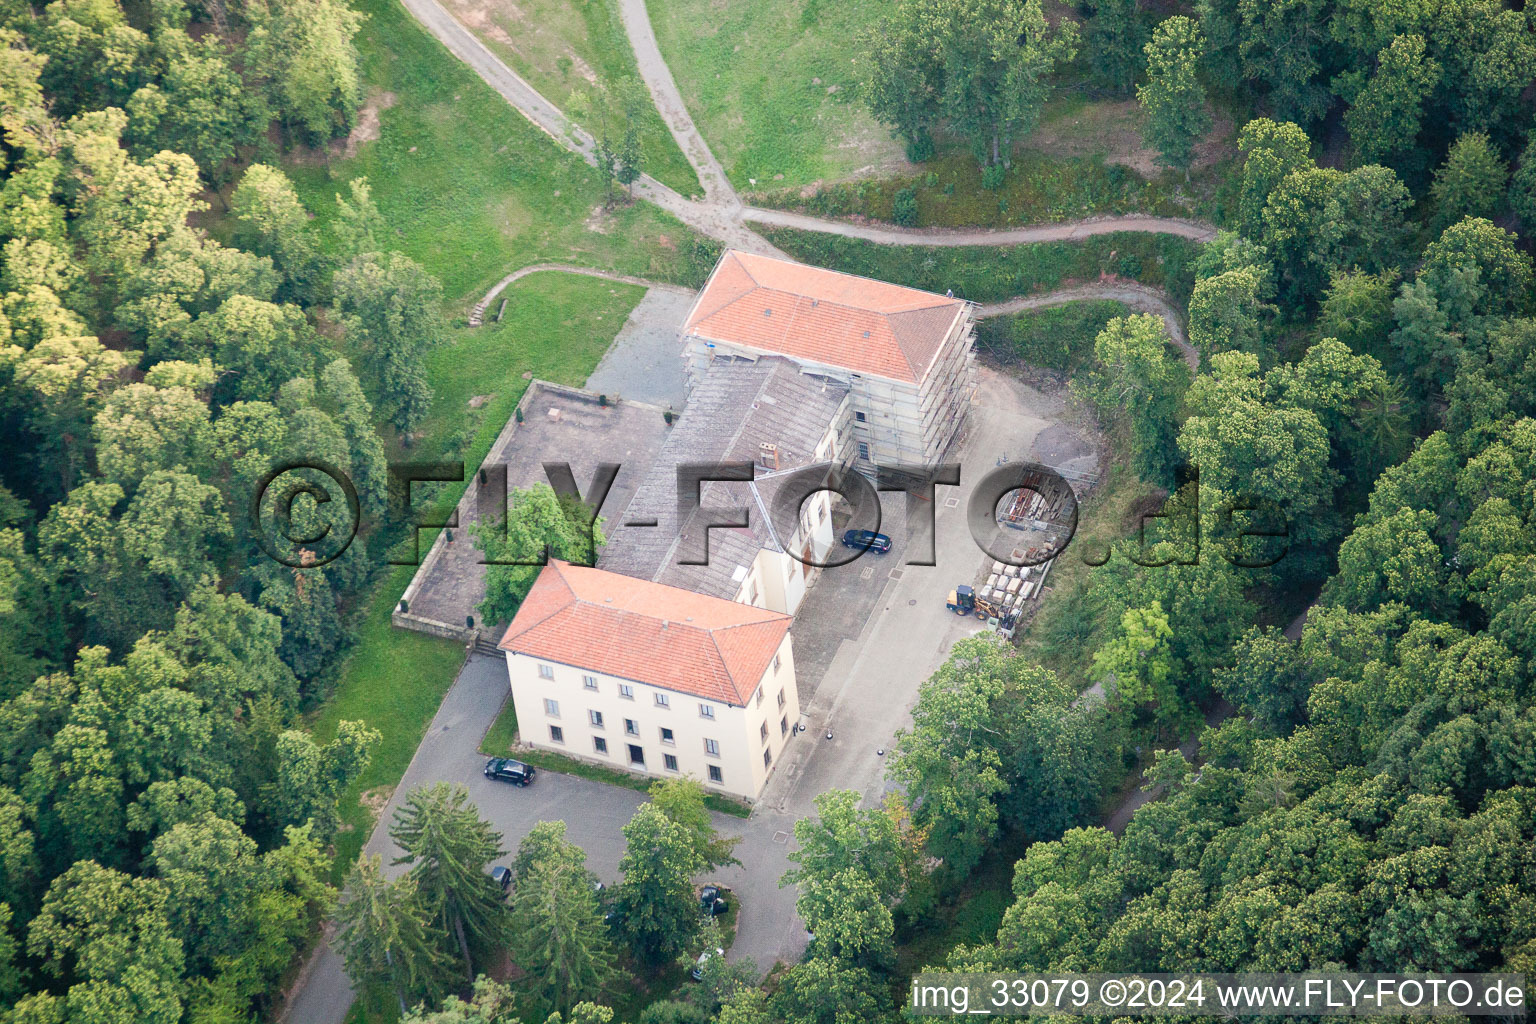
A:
[705,626,746,704]
[499,563,576,643]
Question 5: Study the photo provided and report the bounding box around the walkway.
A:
[281,0,1223,1017]
[468,263,692,326]
[741,207,1218,246]
[399,0,1215,263]
[977,281,1199,371]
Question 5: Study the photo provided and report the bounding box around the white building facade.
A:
[500,560,802,801]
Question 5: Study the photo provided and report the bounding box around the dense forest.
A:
[3,0,1536,1019]
[0,0,457,1018]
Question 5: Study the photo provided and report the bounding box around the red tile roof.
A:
[684,250,966,383]
[499,560,792,706]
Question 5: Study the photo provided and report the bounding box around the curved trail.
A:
[742,207,1217,245]
[976,280,1198,371]
[397,0,1214,260]
[283,3,1216,1020]
[467,263,693,325]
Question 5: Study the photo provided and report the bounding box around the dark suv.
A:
[840,529,892,554]
[484,757,536,786]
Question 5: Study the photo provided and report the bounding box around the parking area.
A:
[370,364,1101,980]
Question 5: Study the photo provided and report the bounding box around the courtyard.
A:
[381,330,1102,972]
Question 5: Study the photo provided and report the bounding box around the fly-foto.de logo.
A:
[249,459,1288,570]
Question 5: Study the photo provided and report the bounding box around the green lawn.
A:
[974,299,1131,375]
[429,0,701,197]
[309,271,652,879]
[648,0,902,188]
[760,228,1201,307]
[418,273,648,461]
[281,0,704,309]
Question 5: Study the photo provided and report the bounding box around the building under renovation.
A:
[681,250,976,472]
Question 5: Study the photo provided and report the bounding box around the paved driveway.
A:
[284,367,1095,1022]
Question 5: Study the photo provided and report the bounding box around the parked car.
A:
[490,865,512,893]
[483,758,536,786]
[840,529,892,554]
[690,947,725,981]
[699,885,728,917]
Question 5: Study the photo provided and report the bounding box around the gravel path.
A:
[398,0,1214,259]
[614,0,738,209]
[977,280,1199,371]
[742,207,1219,245]
[282,4,1221,1019]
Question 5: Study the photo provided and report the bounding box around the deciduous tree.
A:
[614,802,702,968]
[1138,17,1210,177]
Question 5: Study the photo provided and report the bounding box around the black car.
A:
[840,529,892,554]
[490,865,512,893]
[699,885,728,917]
[484,757,536,786]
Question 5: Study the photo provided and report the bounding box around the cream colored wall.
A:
[504,631,800,800]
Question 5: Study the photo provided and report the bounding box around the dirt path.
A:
[977,280,1199,371]
[614,0,738,209]
[398,0,1216,262]
[742,207,1218,245]
[467,263,693,324]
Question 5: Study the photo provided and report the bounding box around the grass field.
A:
[761,228,1200,307]
[974,299,1131,375]
[281,0,702,310]
[648,0,903,189]
[308,271,650,879]
[431,0,702,196]
[280,0,692,887]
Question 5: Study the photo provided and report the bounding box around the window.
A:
[773,654,782,673]
[699,703,715,720]
[704,738,720,758]
[777,689,786,710]
[538,663,554,680]
[628,744,644,766]
[544,698,560,718]
[625,719,639,737]
[818,505,826,524]
[708,765,723,784]
[619,684,634,700]
[760,722,769,744]
[748,583,759,604]
[583,675,598,690]
[654,692,670,709]
[660,727,675,745]
[763,748,772,769]
[857,441,870,460]
[664,753,679,772]
[755,688,764,707]
[549,725,564,743]
[855,410,866,422]
[593,736,608,755]
[588,709,604,728]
